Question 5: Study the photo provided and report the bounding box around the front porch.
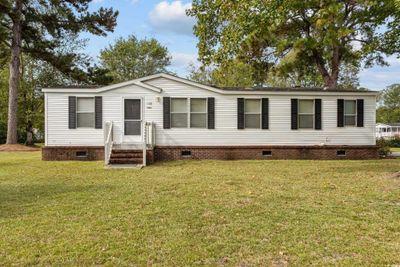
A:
[104,121,156,168]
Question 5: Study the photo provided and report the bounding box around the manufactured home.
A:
[42,73,379,166]
[376,123,400,139]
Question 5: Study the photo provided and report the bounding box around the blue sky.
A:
[86,0,400,90]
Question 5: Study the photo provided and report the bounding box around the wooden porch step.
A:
[110,153,143,159]
[109,158,143,164]
[112,149,143,154]
[109,148,144,165]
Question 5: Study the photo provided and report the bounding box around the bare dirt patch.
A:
[0,144,40,152]
[385,171,400,179]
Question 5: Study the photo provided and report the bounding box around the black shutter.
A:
[68,96,76,129]
[163,97,171,129]
[261,98,269,129]
[95,96,102,129]
[357,99,364,127]
[291,99,298,130]
[337,99,344,127]
[207,97,215,129]
[237,98,244,129]
[315,99,322,130]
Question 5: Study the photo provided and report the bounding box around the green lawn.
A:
[0,152,399,266]
[391,147,400,152]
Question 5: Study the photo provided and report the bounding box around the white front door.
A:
[123,98,142,143]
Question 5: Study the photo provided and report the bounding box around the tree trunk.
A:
[325,77,338,89]
[312,48,340,89]
[6,0,22,144]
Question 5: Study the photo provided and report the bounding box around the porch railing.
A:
[145,121,156,148]
[104,121,113,165]
[142,122,156,167]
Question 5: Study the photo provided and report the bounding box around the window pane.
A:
[245,99,261,113]
[124,99,141,120]
[190,114,207,128]
[344,115,356,126]
[299,114,314,128]
[344,100,356,114]
[171,113,188,128]
[77,98,94,112]
[245,114,261,128]
[77,113,94,128]
[299,100,314,114]
[125,121,141,135]
[171,98,187,113]
[190,98,206,112]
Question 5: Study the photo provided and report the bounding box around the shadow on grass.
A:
[0,183,114,218]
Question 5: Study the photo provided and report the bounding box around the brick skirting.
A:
[42,145,379,161]
[153,145,379,161]
[42,146,104,161]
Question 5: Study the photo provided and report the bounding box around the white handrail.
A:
[104,121,113,165]
[145,122,156,148]
[142,122,156,166]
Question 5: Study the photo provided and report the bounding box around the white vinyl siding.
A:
[45,76,377,146]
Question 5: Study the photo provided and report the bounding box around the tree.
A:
[267,61,360,89]
[0,34,95,145]
[1,0,118,144]
[188,60,255,87]
[377,84,400,123]
[100,35,171,83]
[188,0,400,89]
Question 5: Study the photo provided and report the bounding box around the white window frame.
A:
[170,98,208,129]
[170,98,189,128]
[344,100,357,127]
[76,97,95,128]
[244,98,262,129]
[190,98,208,129]
[298,99,315,129]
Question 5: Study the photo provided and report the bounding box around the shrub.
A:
[388,136,400,147]
[376,138,391,157]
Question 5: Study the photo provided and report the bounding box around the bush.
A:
[376,138,391,157]
[388,136,400,147]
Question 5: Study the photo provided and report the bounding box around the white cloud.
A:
[359,56,400,90]
[170,52,198,68]
[149,1,195,35]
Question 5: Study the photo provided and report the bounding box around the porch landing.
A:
[112,144,145,150]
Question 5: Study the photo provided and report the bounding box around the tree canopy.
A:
[99,35,171,83]
[188,60,255,87]
[1,0,118,143]
[1,0,118,81]
[188,0,400,89]
[377,84,400,123]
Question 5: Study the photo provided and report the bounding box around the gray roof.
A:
[43,73,378,93]
[216,87,376,93]
[47,85,100,89]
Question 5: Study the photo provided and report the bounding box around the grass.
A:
[0,152,399,266]
[391,147,400,152]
